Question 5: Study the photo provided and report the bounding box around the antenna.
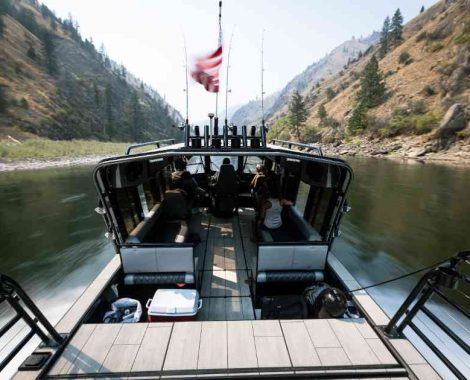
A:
[261,30,265,127]
[225,27,235,125]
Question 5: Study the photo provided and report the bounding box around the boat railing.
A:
[125,138,176,155]
[384,250,470,380]
[270,139,323,156]
[0,273,64,372]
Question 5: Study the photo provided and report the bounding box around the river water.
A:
[0,158,469,376]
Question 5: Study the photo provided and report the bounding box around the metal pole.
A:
[215,1,222,118]
[183,35,189,125]
[225,28,234,125]
[261,30,265,124]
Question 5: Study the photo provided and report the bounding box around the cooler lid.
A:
[147,289,199,315]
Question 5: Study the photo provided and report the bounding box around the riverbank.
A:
[0,138,129,172]
[322,135,470,165]
[2,136,470,172]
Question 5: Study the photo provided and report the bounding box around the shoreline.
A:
[1,148,470,173]
[0,155,108,172]
[321,138,470,166]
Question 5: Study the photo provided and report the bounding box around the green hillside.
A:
[0,0,182,144]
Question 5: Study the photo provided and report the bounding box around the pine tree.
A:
[42,31,58,74]
[318,103,327,121]
[0,86,7,113]
[379,16,391,58]
[27,46,37,60]
[326,87,336,101]
[390,9,404,47]
[0,16,5,38]
[130,91,145,142]
[348,101,368,134]
[357,55,386,107]
[420,6,425,13]
[288,91,308,140]
[104,83,113,138]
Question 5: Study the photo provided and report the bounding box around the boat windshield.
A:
[187,155,263,174]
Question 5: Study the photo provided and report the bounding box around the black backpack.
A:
[260,295,308,319]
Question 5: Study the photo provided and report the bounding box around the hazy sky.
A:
[42,0,436,122]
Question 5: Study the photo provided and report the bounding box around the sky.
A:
[42,0,437,122]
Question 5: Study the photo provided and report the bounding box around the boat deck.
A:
[47,318,409,379]
[196,209,256,321]
[45,210,410,378]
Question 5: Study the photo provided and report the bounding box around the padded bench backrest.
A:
[126,203,162,244]
[121,246,194,274]
[284,206,322,241]
[258,244,328,272]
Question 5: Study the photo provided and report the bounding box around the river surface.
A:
[0,158,469,377]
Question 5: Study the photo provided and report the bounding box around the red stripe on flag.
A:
[191,45,223,93]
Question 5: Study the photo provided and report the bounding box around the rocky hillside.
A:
[231,33,379,126]
[268,0,470,162]
[0,0,182,142]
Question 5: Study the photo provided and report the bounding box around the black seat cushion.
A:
[214,164,238,196]
[162,189,190,220]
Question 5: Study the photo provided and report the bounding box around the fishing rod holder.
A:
[183,123,266,149]
[383,250,470,380]
[0,273,65,372]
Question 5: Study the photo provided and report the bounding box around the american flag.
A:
[191,45,223,93]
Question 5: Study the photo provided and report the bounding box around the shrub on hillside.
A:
[416,31,427,42]
[382,106,440,137]
[423,85,436,96]
[267,116,290,141]
[301,126,319,143]
[20,97,29,109]
[455,18,470,44]
[398,51,413,65]
[427,42,444,52]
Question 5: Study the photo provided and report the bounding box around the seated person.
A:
[171,157,206,206]
[258,184,293,241]
[250,164,266,192]
[211,157,234,184]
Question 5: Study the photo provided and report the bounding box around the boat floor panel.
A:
[198,210,255,321]
[46,319,407,378]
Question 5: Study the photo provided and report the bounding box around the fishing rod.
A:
[261,29,265,126]
[225,27,235,126]
[183,34,189,126]
[260,29,267,147]
[215,1,222,121]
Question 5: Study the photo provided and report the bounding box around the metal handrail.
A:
[270,139,323,156]
[125,139,176,155]
[0,273,64,372]
[384,250,470,380]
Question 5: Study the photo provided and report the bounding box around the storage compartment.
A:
[146,289,202,322]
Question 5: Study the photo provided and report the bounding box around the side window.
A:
[295,181,310,215]
[115,187,142,234]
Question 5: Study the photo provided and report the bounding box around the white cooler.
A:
[146,289,202,322]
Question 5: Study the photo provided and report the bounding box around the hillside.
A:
[0,0,182,144]
[231,33,379,126]
[267,0,470,162]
